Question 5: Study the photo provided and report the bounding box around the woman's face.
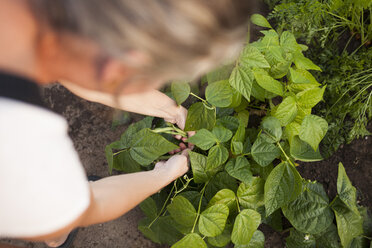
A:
[39,32,166,95]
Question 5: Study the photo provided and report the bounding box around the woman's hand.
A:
[154,150,189,181]
[164,105,188,130]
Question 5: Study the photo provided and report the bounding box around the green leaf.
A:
[264,162,303,216]
[216,116,240,132]
[152,216,184,245]
[251,14,272,28]
[263,209,283,231]
[226,157,252,185]
[299,115,328,151]
[231,123,246,154]
[207,144,229,169]
[282,182,334,234]
[140,197,157,220]
[171,81,190,105]
[229,66,254,101]
[253,69,284,96]
[121,117,154,147]
[231,209,261,245]
[240,46,270,69]
[212,125,233,143]
[189,151,216,183]
[337,163,359,214]
[251,137,281,167]
[129,128,178,165]
[294,107,311,124]
[293,51,322,71]
[207,224,232,247]
[171,233,207,248]
[235,230,265,248]
[285,122,301,146]
[259,30,280,48]
[290,68,319,85]
[232,141,244,155]
[187,129,216,150]
[315,224,342,248]
[237,177,265,210]
[286,229,316,248]
[206,64,234,83]
[261,116,282,142]
[138,218,161,244]
[290,136,323,162]
[280,31,302,53]
[180,191,208,211]
[167,196,197,227]
[206,80,233,107]
[274,96,298,126]
[207,189,236,212]
[205,172,238,200]
[199,204,229,237]
[332,197,363,248]
[296,87,326,108]
[185,102,216,131]
[113,150,141,173]
[105,145,114,174]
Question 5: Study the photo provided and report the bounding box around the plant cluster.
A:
[105,15,371,247]
[265,0,372,156]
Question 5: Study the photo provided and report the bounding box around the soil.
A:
[2,84,371,248]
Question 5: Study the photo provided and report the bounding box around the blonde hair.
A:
[31,0,255,81]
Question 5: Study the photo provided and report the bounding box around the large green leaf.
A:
[251,137,281,167]
[199,204,229,237]
[240,46,270,69]
[171,233,207,248]
[332,197,363,248]
[207,144,229,169]
[225,156,252,184]
[138,218,161,244]
[113,150,141,173]
[264,162,303,216]
[187,129,216,150]
[237,177,265,210]
[282,182,334,234]
[280,31,302,53]
[296,87,325,108]
[315,224,342,248]
[251,14,272,28]
[185,102,216,131]
[207,189,236,212]
[206,64,234,83]
[299,115,328,151]
[229,66,254,101]
[293,51,321,71]
[285,122,301,146]
[337,162,358,213]
[217,116,240,132]
[231,209,261,245]
[253,69,284,96]
[286,229,316,248]
[180,191,208,211]
[212,125,233,143]
[152,216,184,245]
[140,197,157,220]
[290,68,319,85]
[167,196,197,227]
[171,81,190,105]
[129,128,178,165]
[261,116,282,142]
[121,116,154,147]
[207,224,232,247]
[235,230,265,248]
[205,172,238,200]
[189,151,217,183]
[274,96,298,126]
[290,136,323,162]
[206,80,233,107]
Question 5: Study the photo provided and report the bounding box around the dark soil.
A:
[2,85,371,248]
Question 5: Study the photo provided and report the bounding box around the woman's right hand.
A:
[154,149,189,181]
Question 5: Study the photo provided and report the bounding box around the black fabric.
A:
[0,72,46,108]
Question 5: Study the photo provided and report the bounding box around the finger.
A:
[188,131,196,137]
[174,134,182,140]
[188,143,195,150]
[174,148,181,153]
[179,142,187,150]
[169,150,175,155]
[154,161,166,169]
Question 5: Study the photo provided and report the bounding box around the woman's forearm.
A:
[79,169,172,227]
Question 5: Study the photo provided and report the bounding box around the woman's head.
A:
[30,0,255,94]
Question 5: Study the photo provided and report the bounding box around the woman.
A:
[0,0,253,247]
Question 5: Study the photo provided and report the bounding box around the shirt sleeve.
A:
[0,98,91,238]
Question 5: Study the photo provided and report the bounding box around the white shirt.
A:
[0,98,90,238]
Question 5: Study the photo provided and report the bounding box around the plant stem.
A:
[191,182,208,233]
[235,196,241,213]
[113,149,128,156]
[190,92,207,103]
[148,184,175,228]
[277,142,296,168]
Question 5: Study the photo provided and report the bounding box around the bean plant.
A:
[106,15,369,248]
